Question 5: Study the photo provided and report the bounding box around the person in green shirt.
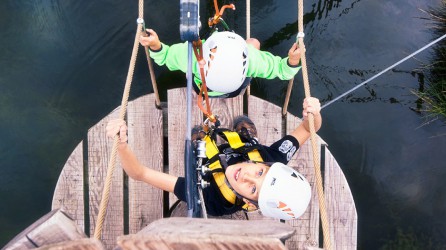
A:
[140,29,303,98]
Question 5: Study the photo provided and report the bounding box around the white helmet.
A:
[258,162,311,220]
[201,31,249,93]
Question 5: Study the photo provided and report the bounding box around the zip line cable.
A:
[321,33,446,110]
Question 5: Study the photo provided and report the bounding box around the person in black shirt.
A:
[106,97,322,220]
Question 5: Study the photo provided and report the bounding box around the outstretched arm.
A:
[246,42,302,81]
[106,119,178,193]
[139,28,193,74]
[290,97,322,146]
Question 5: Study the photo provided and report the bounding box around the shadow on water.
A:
[1,1,446,249]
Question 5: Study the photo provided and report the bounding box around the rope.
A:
[137,17,160,107]
[297,0,332,249]
[93,0,144,240]
[282,78,294,116]
[246,0,251,99]
[143,42,161,107]
[322,33,446,110]
[282,17,300,116]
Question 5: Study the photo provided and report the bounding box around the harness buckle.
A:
[196,140,207,158]
[204,115,219,128]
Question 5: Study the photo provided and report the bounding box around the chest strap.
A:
[204,130,263,205]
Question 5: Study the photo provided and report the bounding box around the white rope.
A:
[321,33,446,109]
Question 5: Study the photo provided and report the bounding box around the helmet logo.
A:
[270,177,276,186]
[278,201,296,218]
[291,172,304,181]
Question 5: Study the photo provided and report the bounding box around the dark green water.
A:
[1,0,445,249]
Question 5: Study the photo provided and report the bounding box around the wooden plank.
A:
[248,96,283,146]
[52,142,85,231]
[87,108,123,250]
[127,95,164,233]
[325,147,358,250]
[117,234,287,250]
[286,113,321,250]
[118,217,292,250]
[138,217,294,240]
[167,88,203,206]
[36,238,104,250]
[169,200,248,220]
[208,95,243,129]
[3,209,87,250]
[247,96,283,221]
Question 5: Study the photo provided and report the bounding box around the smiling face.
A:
[225,162,270,201]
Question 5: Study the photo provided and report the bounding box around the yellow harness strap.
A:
[223,131,263,162]
[203,131,263,206]
[204,134,237,204]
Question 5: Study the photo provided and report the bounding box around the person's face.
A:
[225,162,269,201]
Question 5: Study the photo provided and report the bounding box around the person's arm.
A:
[290,97,322,146]
[246,43,302,80]
[139,29,193,74]
[106,119,177,193]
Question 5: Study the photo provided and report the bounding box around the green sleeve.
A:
[149,42,202,84]
[149,42,198,74]
[246,45,301,80]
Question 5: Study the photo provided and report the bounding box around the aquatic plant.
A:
[414,2,446,123]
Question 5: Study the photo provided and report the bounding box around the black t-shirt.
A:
[174,135,300,216]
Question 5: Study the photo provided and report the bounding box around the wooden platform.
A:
[47,88,357,250]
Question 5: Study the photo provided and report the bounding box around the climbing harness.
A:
[194,120,264,212]
[321,33,446,109]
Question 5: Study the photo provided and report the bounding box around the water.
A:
[1,0,445,249]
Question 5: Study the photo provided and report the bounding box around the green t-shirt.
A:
[149,41,301,96]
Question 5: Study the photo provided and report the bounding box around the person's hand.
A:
[106,119,128,144]
[302,97,321,118]
[140,29,162,51]
[288,43,304,66]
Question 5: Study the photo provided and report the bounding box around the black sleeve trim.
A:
[287,58,301,68]
[173,177,187,202]
[149,44,163,53]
